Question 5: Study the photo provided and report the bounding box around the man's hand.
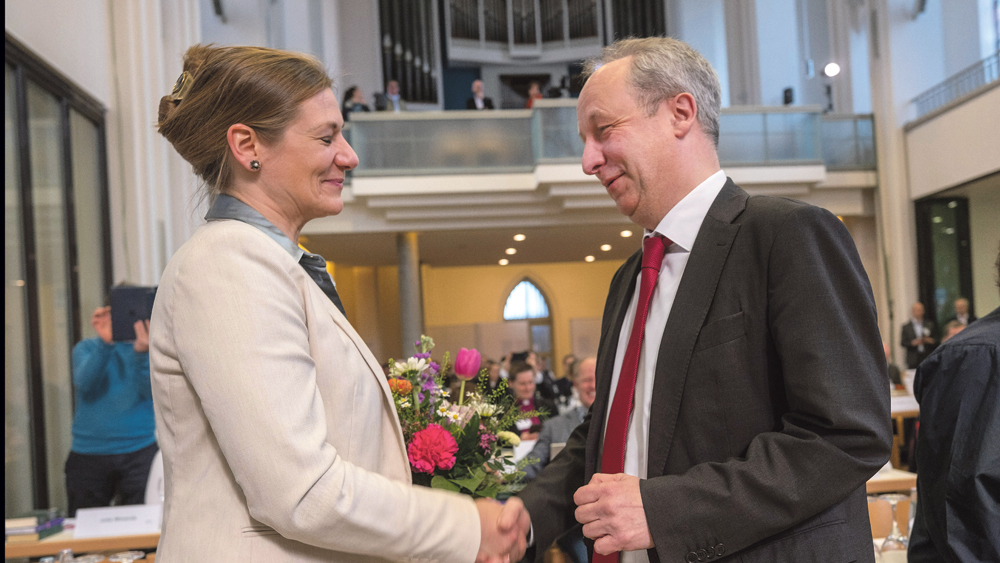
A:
[133,319,150,353]
[475,497,530,563]
[92,306,113,344]
[574,473,653,555]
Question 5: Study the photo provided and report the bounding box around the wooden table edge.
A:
[5,532,160,558]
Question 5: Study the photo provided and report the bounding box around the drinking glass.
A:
[879,493,909,552]
[108,551,145,563]
[73,555,108,563]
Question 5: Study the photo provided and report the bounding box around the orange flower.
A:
[389,378,413,395]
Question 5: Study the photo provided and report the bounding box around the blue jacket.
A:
[71,338,156,455]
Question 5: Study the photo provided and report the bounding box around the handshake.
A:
[472,473,654,563]
[474,497,531,563]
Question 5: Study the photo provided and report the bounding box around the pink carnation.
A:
[407,424,458,474]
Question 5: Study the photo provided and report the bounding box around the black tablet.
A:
[110,286,157,341]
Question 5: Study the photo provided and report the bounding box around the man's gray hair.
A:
[583,37,722,146]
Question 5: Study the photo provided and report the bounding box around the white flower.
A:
[475,403,497,417]
[399,400,411,408]
[436,405,450,417]
[391,357,428,377]
[446,412,461,423]
[497,431,521,447]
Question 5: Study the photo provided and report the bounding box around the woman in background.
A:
[151,45,523,562]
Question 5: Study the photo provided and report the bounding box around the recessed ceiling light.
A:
[947,201,958,208]
[585,255,595,262]
[600,244,611,251]
[822,62,841,77]
[513,234,526,241]
[932,216,943,223]
[505,248,517,255]
[499,259,509,266]
[620,230,633,238]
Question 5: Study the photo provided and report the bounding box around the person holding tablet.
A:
[66,306,157,516]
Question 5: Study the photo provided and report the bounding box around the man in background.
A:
[375,79,407,112]
[466,79,494,110]
[65,306,158,515]
[901,301,937,369]
[945,296,975,326]
[522,357,598,563]
[909,253,999,562]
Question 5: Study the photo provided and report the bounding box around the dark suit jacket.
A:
[466,96,494,109]
[519,180,891,563]
[901,320,937,369]
[909,307,1000,563]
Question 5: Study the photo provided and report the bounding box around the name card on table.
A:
[74,505,162,539]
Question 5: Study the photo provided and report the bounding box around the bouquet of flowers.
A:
[388,336,538,498]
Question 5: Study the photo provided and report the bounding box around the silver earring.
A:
[250,160,261,171]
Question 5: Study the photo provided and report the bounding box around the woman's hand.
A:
[91,306,113,343]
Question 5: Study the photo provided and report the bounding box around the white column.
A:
[397,232,424,354]
[724,0,762,106]
[106,0,201,285]
[867,0,919,362]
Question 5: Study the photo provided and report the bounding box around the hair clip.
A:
[170,71,194,102]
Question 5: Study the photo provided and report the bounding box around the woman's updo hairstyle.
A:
[158,44,332,197]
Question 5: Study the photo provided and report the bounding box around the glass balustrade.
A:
[345,102,875,179]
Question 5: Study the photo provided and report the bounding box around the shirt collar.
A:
[205,194,304,261]
[645,170,728,252]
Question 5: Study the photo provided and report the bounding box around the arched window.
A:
[503,279,553,370]
[504,280,550,320]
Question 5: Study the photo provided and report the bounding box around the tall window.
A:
[503,279,553,370]
[5,34,111,515]
[915,198,974,328]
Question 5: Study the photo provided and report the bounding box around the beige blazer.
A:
[149,220,480,562]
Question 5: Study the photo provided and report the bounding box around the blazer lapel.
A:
[587,251,641,476]
[646,180,746,477]
[312,283,407,448]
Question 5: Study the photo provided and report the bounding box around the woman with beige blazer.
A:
[151,45,528,562]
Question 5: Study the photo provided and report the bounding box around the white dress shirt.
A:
[603,170,727,563]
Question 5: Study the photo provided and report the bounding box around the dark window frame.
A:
[5,32,112,509]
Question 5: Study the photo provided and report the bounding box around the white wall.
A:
[5,0,113,105]
[673,0,731,107]
[968,179,1000,315]
[335,0,382,101]
[199,0,268,47]
[756,0,803,106]
[942,0,984,76]
[905,86,1000,199]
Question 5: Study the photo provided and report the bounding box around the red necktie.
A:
[594,235,667,563]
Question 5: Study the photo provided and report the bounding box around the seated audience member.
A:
[884,341,903,387]
[484,359,503,392]
[509,362,556,441]
[525,81,544,108]
[944,297,976,326]
[523,350,571,409]
[523,357,596,480]
[66,306,158,516]
[341,85,370,120]
[465,79,494,110]
[521,357,596,563]
[909,255,999,562]
[901,301,936,369]
[375,79,407,112]
[561,354,578,381]
[940,319,966,343]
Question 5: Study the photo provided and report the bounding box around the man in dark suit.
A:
[466,79,495,110]
[943,296,976,326]
[901,302,937,369]
[513,37,891,563]
[909,273,999,561]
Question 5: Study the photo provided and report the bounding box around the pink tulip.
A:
[454,348,481,381]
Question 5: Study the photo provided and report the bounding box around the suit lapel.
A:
[311,282,407,455]
[587,251,641,476]
[646,181,746,477]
